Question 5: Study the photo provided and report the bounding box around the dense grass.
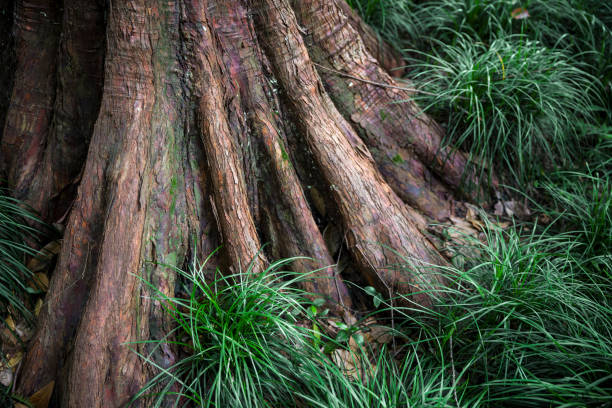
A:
[348,0,612,188]
[392,221,612,405]
[132,255,457,407]
[0,191,44,321]
[408,35,598,184]
[135,213,612,406]
[131,254,321,407]
[135,167,612,405]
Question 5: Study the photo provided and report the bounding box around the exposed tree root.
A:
[0,0,494,405]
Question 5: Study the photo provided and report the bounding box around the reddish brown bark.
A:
[1,0,61,200]
[0,0,493,405]
[293,0,486,209]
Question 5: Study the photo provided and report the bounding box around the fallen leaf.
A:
[366,324,393,345]
[5,315,16,331]
[1,327,19,346]
[494,201,504,216]
[28,273,49,292]
[494,221,510,229]
[35,299,43,316]
[8,352,23,368]
[448,216,479,238]
[29,380,55,408]
[539,214,551,224]
[0,368,12,387]
[27,240,61,273]
[504,200,531,219]
[15,321,34,342]
[511,7,530,19]
[331,349,359,380]
[465,204,485,231]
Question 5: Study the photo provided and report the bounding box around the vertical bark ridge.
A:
[294,0,488,199]
[61,1,193,405]
[251,0,448,305]
[335,0,405,77]
[61,0,156,403]
[182,0,266,276]
[1,0,61,200]
[23,0,106,221]
[4,0,479,404]
[208,2,353,312]
[0,0,15,138]
[293,0,451,220]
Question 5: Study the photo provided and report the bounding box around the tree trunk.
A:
[1,0,486,405]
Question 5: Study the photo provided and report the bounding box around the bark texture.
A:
[1,0,487,405]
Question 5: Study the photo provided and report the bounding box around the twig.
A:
[312,62,437,96]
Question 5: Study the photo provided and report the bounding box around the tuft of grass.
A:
[135,216,612,407]
[295,342,470,407]
[347,0,611,188]
[132,253,464,407]
[537,168,611,259]
[0,190,43,321]
[408,35,600,185]
[387,218,612,406]
[131,254,320,407]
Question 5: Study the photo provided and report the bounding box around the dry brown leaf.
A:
[539,214,552,224]
[494,201,504,216]
[27,272,50,293]
[15,321,33,343]
[0,368,12,387]
[331,349,359,380]
[495,221,510,229]
[5,315,16,331]
[34,299,43,317]
[28,380,55,408]
[14,404,29,408]
[504,200,531,219]
[8,352,23,368]
[366,324,393,345]
[27,240,61,273]
[465,205,485,231]
[1,327,19,347]
[34,273,49,292]
[448,216,479,238]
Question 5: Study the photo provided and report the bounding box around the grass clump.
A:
[132,255,317,407]
[0,190,44,321]
[409,35,598,184]
[389,218,612,406]
[134,169,612,408]
[347,0,611,188]
[135,222,612,407]
[133,254,464,407]
[536,168,611,259]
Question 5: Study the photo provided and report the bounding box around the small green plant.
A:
[347,0,611,187]
[131,254,322,407]
[409,35,599,185]
[0,190,44,321]
[389,219,612,406]
[537,168,612,259]
[132,252,465,407]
